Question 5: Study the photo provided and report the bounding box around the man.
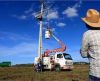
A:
[34,57,42,72]
[81,9,100,81]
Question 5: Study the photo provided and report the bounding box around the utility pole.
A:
[38,1,44,59]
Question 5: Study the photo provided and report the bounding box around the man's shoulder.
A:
[83,30,91,36]
[84,30,99,36]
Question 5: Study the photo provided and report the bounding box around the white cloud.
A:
[0,42,35,56]
[63,7,78,18]
[51,28,56,32]
[12,14,27,20]
[57,22,66,27]
[32,12,36,17]
[0,31,32,41]
[62,1,82,18]
[24,4,33,14]
[47,11,59,19]
[20,15,27,19]
[12,4,34,20]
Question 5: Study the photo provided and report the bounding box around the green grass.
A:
[0,64,89,81]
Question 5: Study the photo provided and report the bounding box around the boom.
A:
[44,28,66,56]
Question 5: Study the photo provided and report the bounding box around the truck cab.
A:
[54,53,73,71]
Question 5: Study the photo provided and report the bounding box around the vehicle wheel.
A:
[55,66,61,72]
[69,69,73,71]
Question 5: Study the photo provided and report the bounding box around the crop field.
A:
[0,64,89,81]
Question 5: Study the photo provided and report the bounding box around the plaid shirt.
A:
[81,30,100,78]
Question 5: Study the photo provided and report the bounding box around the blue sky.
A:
[0,0,100,65]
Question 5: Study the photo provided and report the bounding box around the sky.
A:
[0,0,100,65]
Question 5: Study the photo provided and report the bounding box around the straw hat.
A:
[82,9,100,27]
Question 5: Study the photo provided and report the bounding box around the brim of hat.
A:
[82,18,100,27]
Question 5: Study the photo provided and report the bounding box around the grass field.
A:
[0,64,89,81]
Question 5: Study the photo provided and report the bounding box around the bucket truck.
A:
[34,28,73,71]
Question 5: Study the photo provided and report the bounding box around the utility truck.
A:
[34,28,73,71]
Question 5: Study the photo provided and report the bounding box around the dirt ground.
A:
[0,64,89,81]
